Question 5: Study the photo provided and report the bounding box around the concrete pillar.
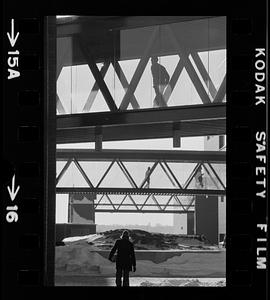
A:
[187,213,195,235]
[195,195,218,244]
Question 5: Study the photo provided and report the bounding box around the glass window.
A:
[56,16,226,114]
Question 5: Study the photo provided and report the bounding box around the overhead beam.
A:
[57,103,225,128]
[94,209,194,214]
[56,187,226,196]
[57,119,225,143]
[56,16,226,66]
[56,119,226,143]
[57,16,216,37]
[56,149,226,163]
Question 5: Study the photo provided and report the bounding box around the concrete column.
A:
[195,195,218,244]
[187,213,195,235]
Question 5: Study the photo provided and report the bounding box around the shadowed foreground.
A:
[55,276,226,286]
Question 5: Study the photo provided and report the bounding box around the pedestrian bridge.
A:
[56,149,225,214]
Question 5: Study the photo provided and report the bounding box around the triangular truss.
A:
[56,158,225,213]
[56,25,226,114]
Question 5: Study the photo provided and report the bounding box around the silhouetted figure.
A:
[196,166,204,188]
[109,230,136,287]
[151,56,170,107]
[145,166,151,188]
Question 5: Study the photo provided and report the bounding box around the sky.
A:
[55,24,226,227]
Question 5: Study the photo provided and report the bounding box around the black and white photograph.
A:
[2,0,268,298]
[54,16,227,287]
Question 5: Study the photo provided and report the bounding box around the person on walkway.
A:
[151,56,170,107]
[108,230,136,287]
[145,166,151,188]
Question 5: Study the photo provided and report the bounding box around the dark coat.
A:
[109,238,136,270]
[151,63,170,86]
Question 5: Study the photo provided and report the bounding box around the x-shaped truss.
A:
[56,157,225,213]
[56,25,226,114]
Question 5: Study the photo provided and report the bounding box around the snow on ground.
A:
[63,234,103,245]
[55,275,226,287]
[139,278,226,287]
[56,231,225,286]
[55,243,225,277]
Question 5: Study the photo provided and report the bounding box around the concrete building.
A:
[173,135,226,243]
[204,134,226,243]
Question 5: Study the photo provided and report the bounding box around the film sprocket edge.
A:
[1,1,268,299]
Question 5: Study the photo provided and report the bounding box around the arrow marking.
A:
[7,19,19,47]
[7,174,20,201]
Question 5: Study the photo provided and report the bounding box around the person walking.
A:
[108,230,136,287]
[145,166,151,188]
[151,56,170,107]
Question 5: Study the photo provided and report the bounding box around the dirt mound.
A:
[87,229,214,250]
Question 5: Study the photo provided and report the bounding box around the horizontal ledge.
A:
[94,209,194,214]
[94,204,195,207]
[57,103,226,129]
[56,149,226,163]
[56,187,226,196]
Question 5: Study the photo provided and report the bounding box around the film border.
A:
[1,2,268,300]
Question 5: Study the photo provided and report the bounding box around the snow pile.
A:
[139,279,226,287]
[56,230,224,277]
[60,229,216,250]
[63,234,103,245]
[55,244,114,274]
[55,243,225,277]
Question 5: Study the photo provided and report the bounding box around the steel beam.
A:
[190,52,217,99]
[57,17,226,66]
[94,209,194,214]
[95,203,193,207]
[112,61,140,109]
[82,61,110,112]
[57,103,225,143]
[117,160,138,188]
[162,161,183,188]
[56,149,226,163]
[57,103,225,128]
[202,163,220,189]
[56,187,226,196]
[96,159,115,188]
[183,163,202,189]
[165,25,211,104]
[119,27,159,110]
[56,159,72,185]
[57,118,225,143]
[162,59,185,104]
[207,162,226,190]
[73,158,94,188]
[213,74,226,103]
[77,36,118,111]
